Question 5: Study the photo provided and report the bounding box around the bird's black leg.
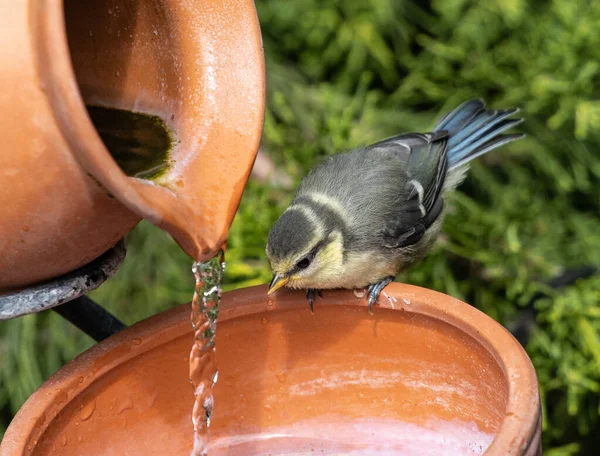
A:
[366,277,394,313]
[306,289,322,313]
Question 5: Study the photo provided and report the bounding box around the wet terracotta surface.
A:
[0,0,264,291]
[1,284,542,455]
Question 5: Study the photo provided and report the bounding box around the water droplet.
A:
[56,391,68,404]
[22,225,30,232]
[402,297,411,305]
[79,400,96,421]
[353,289,366,298]
[145,392,159,408]
[267,299,274,307]
[116,397,134,415]
[276,373,287,383]
[77,376,84,384]
[264,404,273,411]
[382,291,397,308]
[61,434,68,446]
[153,30,158,36]
[261,317,268,325]
[132,338,142,346]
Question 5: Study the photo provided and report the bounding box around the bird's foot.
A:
[306,289,322,313]
[366,277,394,314]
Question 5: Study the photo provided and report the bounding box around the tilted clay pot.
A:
[0,0,265,291]
[1,284,542,455]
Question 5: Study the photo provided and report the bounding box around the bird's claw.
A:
[366,277,394,314]
[306,289,322,313]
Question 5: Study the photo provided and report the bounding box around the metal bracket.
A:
[0,241,128,341]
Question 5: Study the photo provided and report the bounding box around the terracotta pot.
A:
[0,0,265,291]
[1,284,542,455]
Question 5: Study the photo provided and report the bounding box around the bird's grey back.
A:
[294,148,411,251]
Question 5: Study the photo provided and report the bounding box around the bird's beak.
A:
[268,274,289,295]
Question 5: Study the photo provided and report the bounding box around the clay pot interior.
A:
[64,1,177,180]
[3,284,540,455]
[58,0,265,260]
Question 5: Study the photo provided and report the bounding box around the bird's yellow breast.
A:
[288,246,398,290]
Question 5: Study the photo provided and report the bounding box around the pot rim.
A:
[1,283,541,455]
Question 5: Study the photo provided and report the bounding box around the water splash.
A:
[189,252,225,456]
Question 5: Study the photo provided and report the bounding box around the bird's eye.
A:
[296,257,311,269]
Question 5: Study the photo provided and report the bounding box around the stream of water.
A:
[188,253,225,456]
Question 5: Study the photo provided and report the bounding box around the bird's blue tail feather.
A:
[434,99,524,170]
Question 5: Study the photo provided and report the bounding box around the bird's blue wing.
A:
[434,98,523,169]
[367,131,449,248]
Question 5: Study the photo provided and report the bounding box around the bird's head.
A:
[266,206,345,293]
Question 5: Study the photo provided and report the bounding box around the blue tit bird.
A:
[265,98,524,312]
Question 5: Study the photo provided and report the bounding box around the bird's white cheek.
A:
[287,264,344,290]
[285,234,347,290]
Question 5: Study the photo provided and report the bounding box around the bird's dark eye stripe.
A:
[289,238,329,274]
[292,250,318,273]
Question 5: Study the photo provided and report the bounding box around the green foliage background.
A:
[2,0,600,453]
